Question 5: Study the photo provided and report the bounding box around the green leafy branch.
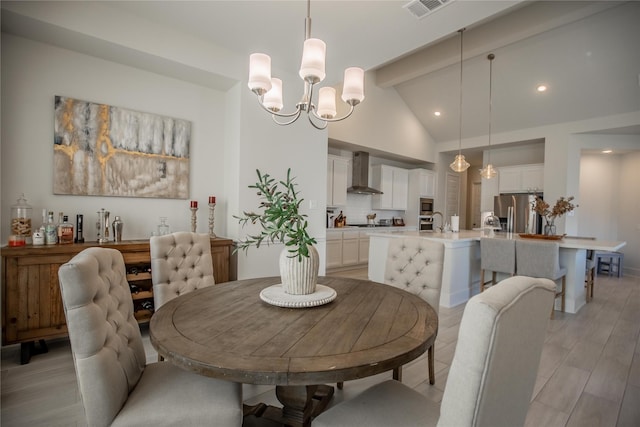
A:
[234,169,317,261]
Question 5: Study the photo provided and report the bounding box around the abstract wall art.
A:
[53,95,190,198]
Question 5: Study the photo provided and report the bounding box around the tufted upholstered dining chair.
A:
[479,237,516,292]
[58,247,243,427]
[383,237,445,385]
[150,232,215,310]
[314,276,556,427]
[515,239,567,318]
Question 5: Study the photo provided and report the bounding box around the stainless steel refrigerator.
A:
[494,194,542,234]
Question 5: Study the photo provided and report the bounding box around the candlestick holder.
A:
[190,206,198,232]
[208,202,217,238]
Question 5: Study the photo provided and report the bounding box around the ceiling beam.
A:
[375,0,623,88]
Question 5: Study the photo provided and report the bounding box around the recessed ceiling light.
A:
[434,111,441,117]
[537,85,547,92]
[602,150,612,154]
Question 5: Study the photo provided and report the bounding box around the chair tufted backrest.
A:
[480,238,516,275]
[438,276,555,427]
[150,232,215,309]
[384,238,445,315]
[58,247,146,427]
[516,240,566,280]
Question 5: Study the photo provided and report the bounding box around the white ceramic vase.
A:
[279,245,319,295]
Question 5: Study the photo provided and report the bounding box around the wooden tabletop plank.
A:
[150,276,437,386]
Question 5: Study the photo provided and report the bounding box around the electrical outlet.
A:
[309,200,318,209]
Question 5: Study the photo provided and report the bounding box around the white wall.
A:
[328,71,438,163]
[1,33,330,280]
[578,154,620,239]
[231,79,328,280]
[617,151,640,277]
[579,150,640,277]
[1,34,227,241]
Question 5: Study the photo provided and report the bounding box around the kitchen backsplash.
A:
[327,193,404,226]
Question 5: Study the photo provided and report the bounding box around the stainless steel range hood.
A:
[347,151,383,195]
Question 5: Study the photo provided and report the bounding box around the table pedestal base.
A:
[253,384,334,427]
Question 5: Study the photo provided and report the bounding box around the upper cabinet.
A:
[371,165,409,210]
[327,155,348,207]
[415,169,436,198]
[498,164,544,193]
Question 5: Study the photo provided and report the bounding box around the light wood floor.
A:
[2,270,639,426]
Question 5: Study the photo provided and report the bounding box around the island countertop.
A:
[365,229,626,252]
[367,230,626,313]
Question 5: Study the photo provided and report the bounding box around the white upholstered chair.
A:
[314,276,556,427]
[150,232,215,310]
[479,237,516,292]
[384,237,445,385]
[516,239,567,318]
[58,247,243,427]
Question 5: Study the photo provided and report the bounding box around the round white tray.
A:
[260,284,337,308]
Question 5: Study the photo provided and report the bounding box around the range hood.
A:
[347,152,383,195]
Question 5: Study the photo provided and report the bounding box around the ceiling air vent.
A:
[404,0,454,19]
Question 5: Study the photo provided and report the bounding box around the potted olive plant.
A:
[235,169,319,295]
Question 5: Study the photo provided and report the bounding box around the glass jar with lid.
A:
[11,194,32,237]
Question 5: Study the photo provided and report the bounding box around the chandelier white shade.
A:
[299,38,326,83]
[317,87,337,118]
[248,53,272,95]
[263,78,284,112]
[247,0,364,129]
[450,28,470,173]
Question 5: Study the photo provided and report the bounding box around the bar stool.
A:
[585,249,596,303]
[480,238,516,292]
[596,251,624,277]
[516,240,566,318]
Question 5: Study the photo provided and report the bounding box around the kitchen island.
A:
[367,230,626,314]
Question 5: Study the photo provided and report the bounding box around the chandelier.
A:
[247,0,365,130]
[450,28,470,172]
[480,53,498,179]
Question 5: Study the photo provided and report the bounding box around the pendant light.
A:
[450,28,470,173]
[480,53,498,179]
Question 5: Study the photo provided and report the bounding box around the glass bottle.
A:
[32,209,47,245]
[59,215,74,244]
[45,211,57,245]
[57,212,64,244]
[157,217,171,236]
[11,194,32,238]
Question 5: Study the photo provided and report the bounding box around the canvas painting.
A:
[53,96,190,198]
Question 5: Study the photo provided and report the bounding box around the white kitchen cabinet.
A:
[326,232,343,269]
[358,231,370,264]
[416,169,437,198]
[326,229,370,269]
[521,166,544,192]
[341,231,360,266]
[327,155,348,207]
[371,165,409,210]
[498,164,544,193]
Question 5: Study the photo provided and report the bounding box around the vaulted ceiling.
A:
[3,0,639,155]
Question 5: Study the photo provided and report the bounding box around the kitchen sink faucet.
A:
[432,211,444,233]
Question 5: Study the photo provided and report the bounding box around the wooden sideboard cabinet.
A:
[1,237,233,363]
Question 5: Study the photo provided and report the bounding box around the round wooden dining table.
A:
[149,276,438,427]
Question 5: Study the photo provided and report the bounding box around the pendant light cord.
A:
[458,29,464,155]
[488,53,494,164]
